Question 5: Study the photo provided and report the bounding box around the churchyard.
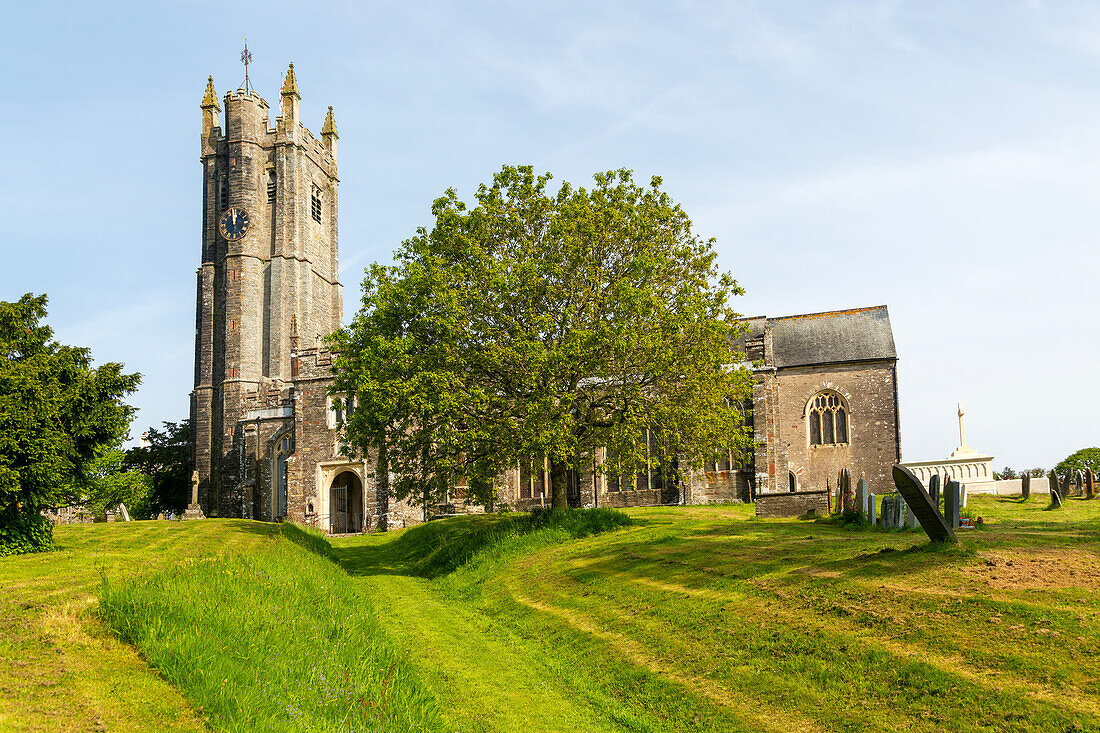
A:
[2,494,1099,732]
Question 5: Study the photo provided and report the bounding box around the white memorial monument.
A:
[901,403,997,497]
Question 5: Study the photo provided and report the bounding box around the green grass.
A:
[97,524,443,732]
[0,519,276,732]
[5,496,1100,732]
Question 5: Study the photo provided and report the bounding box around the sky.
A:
[1,1,1097,470]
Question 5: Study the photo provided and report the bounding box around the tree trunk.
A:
[550,457,569,510]
[376,432,389,532]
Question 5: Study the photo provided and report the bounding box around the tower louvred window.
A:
[268,172,276,203]
[311,187,322,223]
[808,391,849,446]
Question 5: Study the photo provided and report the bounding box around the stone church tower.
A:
[191,65,342,516]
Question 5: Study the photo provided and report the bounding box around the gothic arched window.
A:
[808,391,849,446]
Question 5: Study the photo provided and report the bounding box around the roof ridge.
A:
[769,305,888,322]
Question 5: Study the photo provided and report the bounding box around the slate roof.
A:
[768,305,896,368]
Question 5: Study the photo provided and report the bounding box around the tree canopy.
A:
[1056,447,1100,482]
[0,293,140,553]
[125,420,192,517]
[332,166,753,512]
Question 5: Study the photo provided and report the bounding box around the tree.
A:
[995,467,1018,481]
[0,294,140,554]
[125,420,192,517]
[333,166,753,512]
[86,446,151,519]
[1055,447,1100,483]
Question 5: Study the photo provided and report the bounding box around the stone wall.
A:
[755,490,830,518]
[763,361,900,499]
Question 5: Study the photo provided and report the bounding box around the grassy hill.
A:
[3,497,1099,731]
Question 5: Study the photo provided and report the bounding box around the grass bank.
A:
[0,519,276,732]
[98,524,442,732]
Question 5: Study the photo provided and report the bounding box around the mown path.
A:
[364,574,619,733]
[336,498,1100,732]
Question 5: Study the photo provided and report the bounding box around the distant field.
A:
[3,496,1099,732]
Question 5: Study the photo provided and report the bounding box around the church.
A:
[190,66,902,531]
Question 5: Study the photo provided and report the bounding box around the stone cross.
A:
[957,402,968,448]
[182,471,207,521]
[1021,473,1031,500]
[1087,468,1095,500]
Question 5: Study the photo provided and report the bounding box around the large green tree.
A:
[0,294,140,554]
[124,420,191,518]
[333,166,752,512]
[1055,447,1100,483]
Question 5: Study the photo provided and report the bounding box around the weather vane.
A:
[240,36,253,92]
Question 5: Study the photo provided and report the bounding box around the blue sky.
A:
[2,1,1097,469]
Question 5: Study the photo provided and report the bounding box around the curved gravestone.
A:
[1050,487,1063,509]
[892,465,957,544]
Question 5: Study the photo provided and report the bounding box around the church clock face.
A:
[219,207,250,241]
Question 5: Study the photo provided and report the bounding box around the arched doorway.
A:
[329,471,363,534]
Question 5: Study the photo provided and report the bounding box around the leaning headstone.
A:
[1049,470,1062,501]
[928,474,941,506]
[1021,473,1031,500]
[892,466,956,543]
[1050,487,1063,509]
[943,480,961,530]
[1087,468,1095,500]
[868,493,877,524]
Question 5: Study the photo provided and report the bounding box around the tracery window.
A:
[808,391,848,446]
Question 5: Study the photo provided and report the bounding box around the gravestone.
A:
[1021,473,1031,500]
[892,465,956,543]
[928,474,941,505]
[881,495,893,528]
[1087,468,1095,500]
[893,494,903,528]
[943,480,961,530]
[839,469,853,513]
[960,481,968,509]
[182,470,207,521]
[906,500,920,529]
[1049,470,1062,501]
[1050,487,1063,509]
[868,493,877,524]
[857,478,869,517]
[1076,470,1085,498]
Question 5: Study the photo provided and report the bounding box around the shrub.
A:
[0,503,53,557]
